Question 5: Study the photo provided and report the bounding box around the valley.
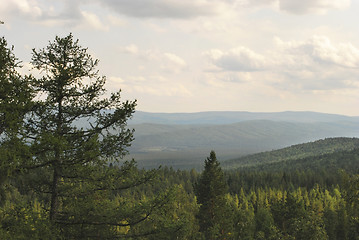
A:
[125,111,359,169]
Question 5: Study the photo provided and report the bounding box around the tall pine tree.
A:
[0,36,33,188]
[24,33,136,222]
[8,33,178,238]
[0,34,197,239]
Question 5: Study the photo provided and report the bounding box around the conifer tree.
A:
[22,33,137,223]
[0,34,196,239]
[195,151,234,239]
[9,34,176,238]
[0,37,33,188]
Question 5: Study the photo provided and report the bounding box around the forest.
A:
[1,34,359,239]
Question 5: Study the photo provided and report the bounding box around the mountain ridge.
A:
[126,117,359,169]
[129,110,359,125]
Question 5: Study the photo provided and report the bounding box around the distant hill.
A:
[126,114,359,169]
[129,111,359,125]
[223,137,359,170]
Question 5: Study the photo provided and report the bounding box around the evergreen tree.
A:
[195,151,234,239]
[23,33,136,223]
[0,34,198,239]
[0,37,33,197]
[0,33,181,238]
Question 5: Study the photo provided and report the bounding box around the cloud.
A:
[119,44,139,54]
[107,15,126,27]
[0,0,42,19]
[272,36,359,90]
[278,0,351,15]
[276,36,359,68]
[162,53,187,73]
[121,46,188,74]
[203,36,359,92]
[164,53,186,67]
[240,0,351,14]
[1,0,228,25]
[205,47,268,72]
[79,11,109,31]
[240,0,278,8]
[0,0,113,31]
[108,75,192,97]
[99,0,225,19]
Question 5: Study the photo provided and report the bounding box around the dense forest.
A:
[1,34,359,239]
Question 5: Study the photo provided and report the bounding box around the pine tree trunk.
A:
[50,166,59,221]
[50,92,63,221]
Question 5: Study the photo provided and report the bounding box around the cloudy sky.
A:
[1,0,359,115]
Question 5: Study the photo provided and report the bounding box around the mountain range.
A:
[129,111,359,125]
[124,111,359,169]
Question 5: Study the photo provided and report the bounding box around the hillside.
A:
[249,147,359,173]
[127,118,359,169]
[223,137,359,170]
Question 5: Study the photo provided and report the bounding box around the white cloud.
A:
[205,47,268,72]
[119,44,139,55]
[239,0,351,14]
[205,72,254,84]
[108,76,125,84]
[239,0,278,8]
[107,15,126,27]
[109,75,192,97]
[79,11,109,31]
[162,53,187,73]
[0,0,42,18]
[0,0,114,31]
[99,0,226,19]
[203,36,359,92]
[279,0,351,15]
[271,36,359,90]
[122,47,188,74]
[276,36,359,68]
[1,0,230,26]
[164,53,186,67]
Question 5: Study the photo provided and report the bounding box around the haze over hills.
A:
[125,111,359,169]
[129,111,359,125]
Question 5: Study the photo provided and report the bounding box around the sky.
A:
[1,0,359,116]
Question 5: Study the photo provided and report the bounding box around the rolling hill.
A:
[124,111,359,169]
[222,137,359,170]
[129,111,359,125]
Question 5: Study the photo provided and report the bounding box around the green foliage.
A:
[224,137,359,169]
[0,37,33,136]
[195,151,235,239]
[20,33,137,227]
[0,34,199,239]
[0,185,57,239]
[0,37,33,187]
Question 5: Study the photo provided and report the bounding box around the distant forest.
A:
[1,34,359,239]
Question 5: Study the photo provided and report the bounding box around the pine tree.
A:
[195,151,234,239]
[22,33,137,223]
[1,34,197,239]
[6,34,175,238]
[0,37,33,190]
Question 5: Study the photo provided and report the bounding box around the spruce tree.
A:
[195,151,234,239]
